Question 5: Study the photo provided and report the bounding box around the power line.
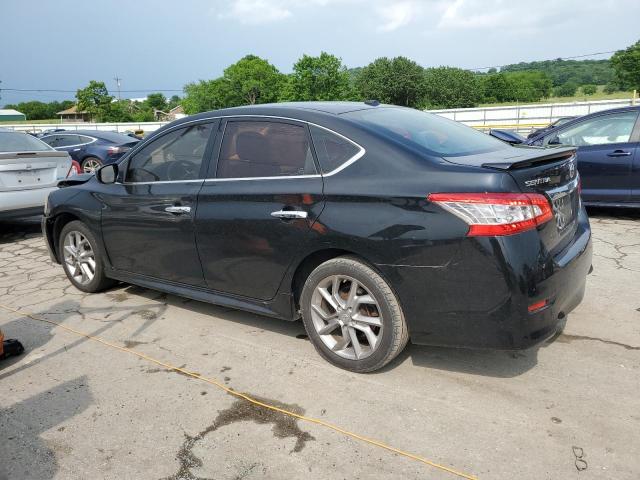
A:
[0,88,183,93]
[466,50,618,71]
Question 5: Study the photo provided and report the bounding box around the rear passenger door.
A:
[195,117,324,301]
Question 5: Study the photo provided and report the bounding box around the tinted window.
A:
[126,123,213,182]
[55,135,82,147]
[217,121,316,178]
[343,107,508,157]
[0,132,52,152]
[548,111,639,147]
[77,135,95,144]
[309,125,360,173]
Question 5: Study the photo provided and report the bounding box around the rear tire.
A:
[81,157,102,174]
[300,256,409,372]
[59,220,116,293]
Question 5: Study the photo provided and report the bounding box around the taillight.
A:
[66,160,81,177]
[107,146,128,155]
[428,192,553,237]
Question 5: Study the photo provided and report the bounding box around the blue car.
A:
[495,106,640,207]
[39,130,140,173]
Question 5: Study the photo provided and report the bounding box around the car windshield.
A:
[342,107,508,157]
[0,131,53,152]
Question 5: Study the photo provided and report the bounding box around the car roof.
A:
[529,105,640,141]
[172,101,389,125]
[44,130,137,143]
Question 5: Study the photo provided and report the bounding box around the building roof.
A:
[0,109,25,116]
[57,105,88,115]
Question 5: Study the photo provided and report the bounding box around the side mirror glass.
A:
[96,164,118,184]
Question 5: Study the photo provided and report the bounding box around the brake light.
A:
[428,192,553,236]
[107,146,126,155]
[528,299,548,313]
[66,160,81,177]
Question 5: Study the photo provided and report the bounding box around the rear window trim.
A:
[40,133,97,149]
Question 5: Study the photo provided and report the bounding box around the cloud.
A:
[375,1,420,32]
[217,0,293,25]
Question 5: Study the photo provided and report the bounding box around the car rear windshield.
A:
[0,132,52,153]
[342,107,508,157]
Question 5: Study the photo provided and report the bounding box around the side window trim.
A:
[205,116,365,181]
[121,119,218,185]
[547,111,640,147]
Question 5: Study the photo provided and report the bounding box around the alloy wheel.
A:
[310,275,383,360]
[82,158,102,173]
[63,231,96,285]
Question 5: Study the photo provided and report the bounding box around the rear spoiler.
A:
[482,146,576,170]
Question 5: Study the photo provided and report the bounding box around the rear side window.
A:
[77,135,94,145]
[309,125,360,173]
[126,123,214,182]
[0,132,52,152]
[55,135,81,146]
[217,121,316,178]
[343,107,507,157]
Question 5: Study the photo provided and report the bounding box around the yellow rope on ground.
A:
[0,302,478,480]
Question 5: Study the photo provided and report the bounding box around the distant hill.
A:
[498,59,614,86]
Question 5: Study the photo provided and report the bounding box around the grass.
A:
[0,118,61,125]
[478,87,637,107]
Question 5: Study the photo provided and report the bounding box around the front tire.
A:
[300,256,409,372]
[59,220,115,293]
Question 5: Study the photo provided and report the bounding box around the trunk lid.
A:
[444,145,580,254]
[0,150,72,193]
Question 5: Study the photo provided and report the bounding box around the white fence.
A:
[429,97,638,134]
[1,121,168,135]
[2,97,638,137]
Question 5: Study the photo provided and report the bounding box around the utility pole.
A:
[113,76,122,101]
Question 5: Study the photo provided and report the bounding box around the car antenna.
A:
[364,99,380,106]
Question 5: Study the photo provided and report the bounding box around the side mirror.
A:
[547,137,561,145]
[96,164,118,184]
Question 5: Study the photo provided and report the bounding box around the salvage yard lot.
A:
[0,210,639,480]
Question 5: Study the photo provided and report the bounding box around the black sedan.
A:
[39,130,139,174]
[42,102,592,372]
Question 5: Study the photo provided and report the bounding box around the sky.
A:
[1,0,639,106]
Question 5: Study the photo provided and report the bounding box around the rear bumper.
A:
[0,187,55,218]
[377,206,593,350]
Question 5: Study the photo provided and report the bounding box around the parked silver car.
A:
[0,129,73,219]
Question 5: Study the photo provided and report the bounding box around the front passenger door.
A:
[100,121,217,286]
[545,110,639,204]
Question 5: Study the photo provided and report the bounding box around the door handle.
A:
[270,210,308,219]
[607,150,632,157]
[165,205,191,214]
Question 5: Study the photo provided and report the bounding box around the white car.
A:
[0,129,74,219]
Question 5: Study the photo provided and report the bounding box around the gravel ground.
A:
[0,208,639,480]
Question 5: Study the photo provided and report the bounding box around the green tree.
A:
[283,52,352,101]
[145,93,168,112]
[423,67,481,108]
[76,81,113,121]
[610,40,640,90]
[581,84,597,95]
[481,73,511,102]
[168,95,182,109]
[182,78,230,114]
[553,81,578,97]
[222,55,285,106]
[603,82,619,94]
[355,56,425,108]
[505,71,553,102]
